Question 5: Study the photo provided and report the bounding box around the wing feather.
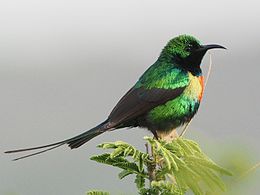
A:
[108,87,186,126]
[108,64,189,127]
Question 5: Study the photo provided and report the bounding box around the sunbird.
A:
[5,35,225,160]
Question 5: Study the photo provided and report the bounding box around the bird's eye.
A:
[186,44,193,52]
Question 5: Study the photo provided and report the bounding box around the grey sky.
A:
[1,0,259,194]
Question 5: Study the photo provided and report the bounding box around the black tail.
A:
[5,121,110,161]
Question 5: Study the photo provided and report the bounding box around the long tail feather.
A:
[5,140,67,154]
[68,130,103,149]
[5,121,110,160]
[12,143,64,161]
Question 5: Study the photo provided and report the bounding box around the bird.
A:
[5,34,226,160]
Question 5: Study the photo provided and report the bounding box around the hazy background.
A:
[1,0,259,194]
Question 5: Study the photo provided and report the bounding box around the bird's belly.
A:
[145,73,203,131]
[146,96,200,130]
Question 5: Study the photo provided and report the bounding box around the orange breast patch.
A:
[198,76,204,101]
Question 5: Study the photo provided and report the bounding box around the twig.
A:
[205,52,212,87]
[238,162,260,180]
[146,142,156,187]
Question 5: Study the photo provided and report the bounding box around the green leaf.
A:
[151,181,185,195]
[97,143,116,149]
[186,156,232,176]
[183,139,202,153]
[135,175,145,190]
[149,138,180,171]
[110,147,124,158]
[198,165,226,191]
[86,190,110,195]
[90,153,148,178]
[138,155,144,172]
[90,136,232,195]
[123,146,132,156]
[118,170,133,179]
[175,138,194,155]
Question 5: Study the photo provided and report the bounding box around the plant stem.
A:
[146,143,156,187]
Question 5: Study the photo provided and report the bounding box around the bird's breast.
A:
[183,72,204,101]
[146,72,204,131]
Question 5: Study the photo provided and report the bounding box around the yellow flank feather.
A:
[184,72,203,100]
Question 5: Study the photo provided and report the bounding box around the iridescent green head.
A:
[160,34,226,75]
[161,35,201,58]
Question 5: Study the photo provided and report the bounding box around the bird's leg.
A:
[151,129,159,140]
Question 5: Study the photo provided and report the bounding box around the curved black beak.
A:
[184,44,226,69]
[200,44,227,51]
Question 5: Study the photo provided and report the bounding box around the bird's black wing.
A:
[108,86,186,126]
